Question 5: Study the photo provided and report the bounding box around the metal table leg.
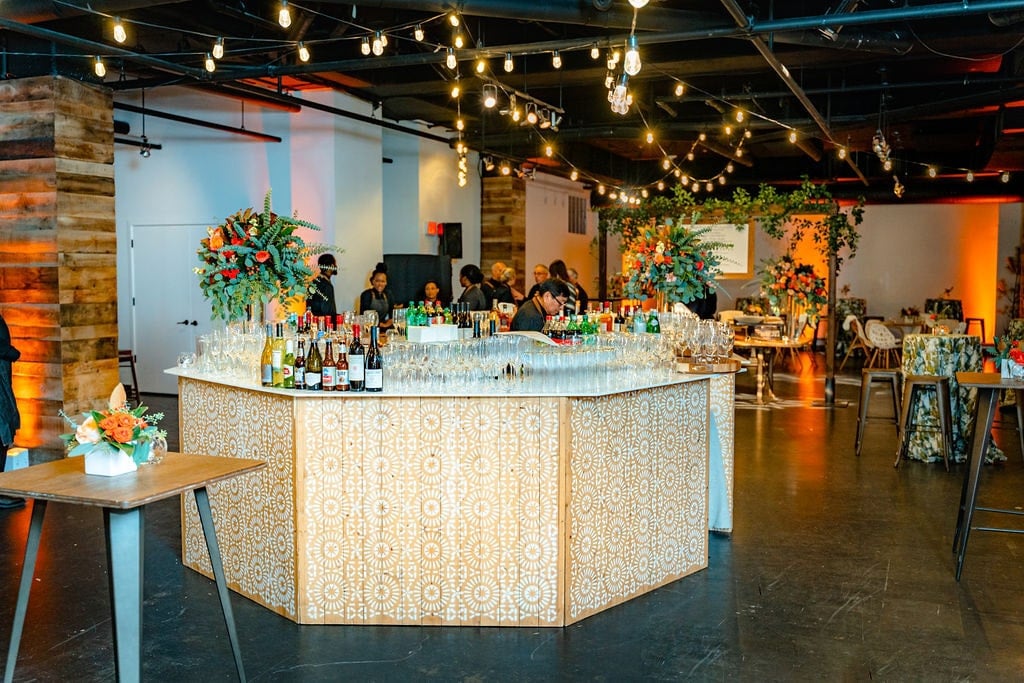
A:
[194,487,246,682]
[954,386,998,581]
[4,500,46,683]
[105,507,144,683]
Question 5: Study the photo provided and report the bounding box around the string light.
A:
[674,82,685,97]
[662,158,671,170]
[94,55,106,78]
[113,17,127,44]
[966,170,975,182]
[455,117,464,131]
[372,31,385,56]
[570,169,579,181]
[657,181,665,191]
[361,37,370,55]
[278,0,292,28]
[883,159,893,171]
[451,83,460,98]
[448,11,460,27]
[590,45,600,59]
[213,37,224,59]
[837,146,847,160]
[544,144,553,157]
[623,34,641,76]
[645,130,654,144]
[788,130,798,143]
[504,52,514,73]
[446,48,457,70]
[1002,171,1011,183]
[453,32,465,49]
[552,51,562,69]
[597,184,605,195]
[726,162,734,173]
[482,84,497,108]
[629,0,650,7]
[734,109,745,123]
[414,25,424,41]
[297,42,310,63]
[475,58,487,74]
[927,165,937,178]
[204,52,216,72]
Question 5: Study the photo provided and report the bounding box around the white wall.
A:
[525,174,599,297]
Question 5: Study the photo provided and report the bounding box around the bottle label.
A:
[337,368,349,386]
[305,371,321,390]
[365,368,383,390]
[272,349,283,369]
[350,356,365,381]
[294,367,305,389]
[262,364,273,385]
[323,367,337,389]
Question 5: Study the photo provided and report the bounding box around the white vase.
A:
[83,443,138,477]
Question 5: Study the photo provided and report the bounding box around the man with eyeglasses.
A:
[525,264,549,302]
[510,278,571,332]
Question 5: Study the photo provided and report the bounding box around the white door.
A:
[130,223,214,394]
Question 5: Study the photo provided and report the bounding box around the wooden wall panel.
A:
[0,75,117,457]
[481,176,527,291]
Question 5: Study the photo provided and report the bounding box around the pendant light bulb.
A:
[570,169,579,181]
[361,37,370,55]
[596,184,605,195]
[475,58,487,74]
[451,83,461,98]
[623,35,641,76]
[372,32,384,56]
[628,0,650,7]
[297,42,310,63]
[788,130,798,144]
[590,45,600,59]
[674,82,685,98]
[657,181,665,191]
[645,130,654,144]
[93,55,106,78]
[483,84,497,109]
[204,52,216,72]
[278,0,292,28]
[113,17,127,44]
[449,11,460,27]
[504,52,513,73]
[445,48,457,70]
[838,146,847,160]
[726,162,735,173]
[414,25,424,41]
[545,144,553,157]
[213,37,225,59]
[552,51,562,69]
[1002,170,1011,183]
[966,170,975,183]
[455,117,464,130]
[453,32,465,49]
[883,159,893,172]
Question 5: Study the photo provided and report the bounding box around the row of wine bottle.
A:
[261,323,383,392]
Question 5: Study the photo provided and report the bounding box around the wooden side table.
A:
[0,452,264,682]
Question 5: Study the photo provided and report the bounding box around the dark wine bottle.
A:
[365,325,383,392]
[349,323,365,391]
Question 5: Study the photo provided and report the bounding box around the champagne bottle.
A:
[322,339,337,391]
[349,323,365,391]
[305,338,323,391]
[282,337,296,388]
[490,298,500,331]
[294,339,306,390]
[337,342,351,391]
[365,325,383,392]
[271,323,285,387]
[260,324,274,387]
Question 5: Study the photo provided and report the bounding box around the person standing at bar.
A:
[308,253,338,318]
[0,311,24,509]
[510,279,571,332]
[359,262,394,330]
[457,264,489,311]
[548,259,577,316]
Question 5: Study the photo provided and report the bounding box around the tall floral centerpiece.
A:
[622,222,722,307]
[758,253,827,337]
[196,190,323,322]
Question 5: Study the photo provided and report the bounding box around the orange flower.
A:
[208,231,224,251]
[109,426,135,443]
[255,250,271,263]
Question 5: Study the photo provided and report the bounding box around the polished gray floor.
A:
[3,359,1024,681]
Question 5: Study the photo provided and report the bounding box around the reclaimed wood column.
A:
[481,176,526,290]
[0,75,118,456]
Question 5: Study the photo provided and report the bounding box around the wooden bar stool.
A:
[894,374,953,471]
[854,368,901,457]
[118,349,141,406]
[964,317,985,343]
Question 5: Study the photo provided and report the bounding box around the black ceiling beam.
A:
[114,101,283,142]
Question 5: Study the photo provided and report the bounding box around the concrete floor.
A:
[3,357,1024,681]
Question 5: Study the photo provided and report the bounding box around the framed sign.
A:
[696,222,754,279]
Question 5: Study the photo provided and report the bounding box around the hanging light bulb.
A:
[680,174,688,184]
[692,182,700,193]
[113,17,127,44]
[590,45,600,59]
[837,146,847,160]
[525,104,538,125]
[458,173,468,188]
[93,55,106,78]
[645,130,654,144]
[883,159,893,172]
[724,124,733,136]
[361,37,370,55]
[510,102,521,122]
[657,180,665,191]
[500,161,511,176]
[629,0,650,7]
[698,132,707,142]
[414,25,424,41]
[552,51,562,69]
[1002,170,1011,183]
[604,72,614,89]
[927,165,937,178]
[609,192,618,200]
[451,83,460,98]
[570,169,579,181]
[475,58,487,74]
[381,34,388,48]
[456,141,467,155]
[297,42,310,63]
[674,169,682,178]
[453,32,465,49]
[504,52,514,73]
[446,48,457,70]
[623,34,641,76]
[204,52,216,72]
[719,175,727,185]
[744,129,752,139]
[706,182,714,192]
[966,170,975,182]
[674,82,685,98]
[373,32,385,56]
[726,162,735,173]
[213,37,225,59]
[544,144,553,157]
[735,148,743,158]
[597,184,605,195]
[641,188,649,198]
[449,11,460,27]
[278,0,292,28]
[788,130,798,144]
[662,158,671,171]
[455,118,464,130]
[482,84,497,109]
[686,151,695,161]
[734,108,745,122]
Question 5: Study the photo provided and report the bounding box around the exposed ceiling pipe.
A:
[3,0,186,23]
[114,102,283,142]
[339,0,911,54]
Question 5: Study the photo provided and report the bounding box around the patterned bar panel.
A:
[179,377,711,626]
[709,374,736,533]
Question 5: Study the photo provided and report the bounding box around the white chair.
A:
[840,315,874,371]
[865,320,901,368]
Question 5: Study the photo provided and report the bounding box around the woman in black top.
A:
[308,253,337,318]
[359,262,394,329]
[457,264,489,311]
[0,312,24,509]
[548,259,578,316]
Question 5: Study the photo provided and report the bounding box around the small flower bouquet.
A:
[758,254,827,317]
[59,384,166,475]
[900,306,920,318]
[622,223,722,304]
[993,336,1024,375]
